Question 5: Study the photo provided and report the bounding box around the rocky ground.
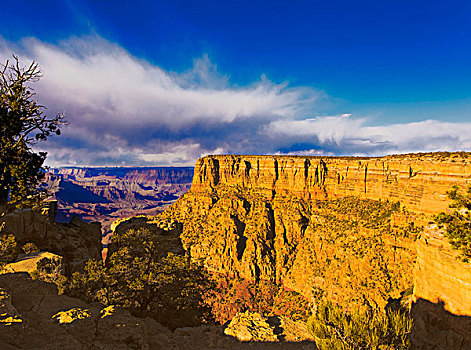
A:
[0,273,316,350]
[1,207,101,273]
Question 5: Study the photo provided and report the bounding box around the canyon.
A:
[151,152,471,348]
[2,152,471,349]
[159,153,470,297]
[44,167,193,230]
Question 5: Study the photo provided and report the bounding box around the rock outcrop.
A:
[0,273,315,349]
[161,154,463,308]
[224,311,314,342]
[2,251,63,277]
[1,205,101,272]
[155,153,471,346]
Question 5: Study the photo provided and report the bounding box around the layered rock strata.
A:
[44,167,193,228]
[158,153,471,314]
[191,153,471,215]
[414,225,471,316]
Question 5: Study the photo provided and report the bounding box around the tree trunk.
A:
[0,187,10,216]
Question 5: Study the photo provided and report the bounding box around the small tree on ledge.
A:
[0,55,65,214]
[435,185,471,262]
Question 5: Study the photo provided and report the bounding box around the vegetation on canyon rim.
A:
[57,225,311,328]
[303,198,414,349]
[59,227,215,329]
[0,56,64,213]
[435,184,471,262]
[307,300,412,350]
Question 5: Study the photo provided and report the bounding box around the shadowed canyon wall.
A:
[1,202,101,272]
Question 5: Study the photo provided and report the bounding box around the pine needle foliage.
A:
[60,228,214,329]
[0,55,64,213]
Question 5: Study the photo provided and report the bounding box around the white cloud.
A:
[1,35,470,166]
[0,35,319,165]
[137,143,203,165]
[4,36,314,125]
[267,115,471,155]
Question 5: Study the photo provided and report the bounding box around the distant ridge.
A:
[44,166,194,229]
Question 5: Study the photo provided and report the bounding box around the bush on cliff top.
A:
[307,300,412,350]
[61,227,214,329]
[435,185,471,262]
[0,232,19,268]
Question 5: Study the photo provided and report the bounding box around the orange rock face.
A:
[192,153,471,215]
[160,153,471,319]
[414,225,471,316]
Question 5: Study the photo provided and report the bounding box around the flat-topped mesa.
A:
[192,153,471,214]
[160,152,471,346]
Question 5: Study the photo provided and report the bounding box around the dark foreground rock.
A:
[0,273,316,349]
[1,207,101,272]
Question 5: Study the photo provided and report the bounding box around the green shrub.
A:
[22,242,40,255]
[435,185,471,262]
[307,300,412,350]
[0,233,19,267]
[61,228,214,329]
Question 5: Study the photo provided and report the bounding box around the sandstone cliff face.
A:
[158,154,471,312]
[414,225,471,316]
[412,225,471,350]
[192,153,471,215]
[410,223,471,349]
[156,153,471,347]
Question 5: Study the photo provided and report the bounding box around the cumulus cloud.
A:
[267,115,471,155]
[0,36,319,166]
[1,36,470,166]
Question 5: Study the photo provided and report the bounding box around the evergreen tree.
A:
[61,228,214,329]
[0,55,64,213]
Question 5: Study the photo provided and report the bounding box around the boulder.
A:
[224,311,314,343]
[2,251,63,277]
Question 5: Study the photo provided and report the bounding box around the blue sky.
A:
[1,0,471,166]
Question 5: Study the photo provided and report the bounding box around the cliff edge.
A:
[192,153,471,214]
[155,153,471,348]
